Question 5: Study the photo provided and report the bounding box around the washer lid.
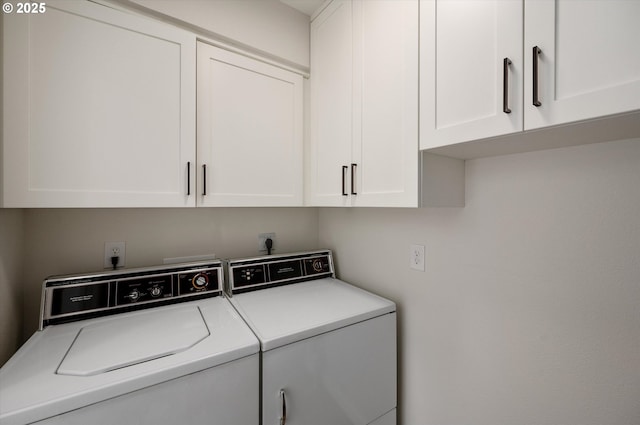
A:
[57,305,208,376]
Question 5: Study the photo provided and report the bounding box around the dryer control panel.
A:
[227,250,334,295]
[41,261,223,329]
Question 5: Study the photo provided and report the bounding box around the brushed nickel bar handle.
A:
[503,57,512,114]
[533,46,542,107]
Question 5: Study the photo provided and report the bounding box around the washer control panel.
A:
[117,275,173,305]
[41,261,223,328]
[179,269,217,294]
[228,250,334,295]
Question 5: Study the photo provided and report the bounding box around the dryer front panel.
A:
[262,313,396,425]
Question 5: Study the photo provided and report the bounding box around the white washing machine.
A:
[0,261,259,425]
[227,250,397,425]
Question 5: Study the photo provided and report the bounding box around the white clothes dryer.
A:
[227,250,397,425]
[0,261,259,425]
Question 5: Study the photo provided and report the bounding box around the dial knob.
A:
[191,273,209,290]
[312,259,324,272]
[150,286,162,297]
[128,289,140,302]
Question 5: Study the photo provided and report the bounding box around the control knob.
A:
[128,288,141,302]
[312,259,324,272]
[150,286,162,297]
[191,273,209,290]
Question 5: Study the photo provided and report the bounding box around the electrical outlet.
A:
[409,244,425,271]
[104,241,126,269]
[258,233,276,253]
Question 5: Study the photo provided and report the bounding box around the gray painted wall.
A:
[319,138,640,425]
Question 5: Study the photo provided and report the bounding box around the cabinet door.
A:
[353,0,419,207]
[308,0,353,207]
[420,0,523,149]
[197,43,303,207]
[524,0,640,130]
[2,0,196,207]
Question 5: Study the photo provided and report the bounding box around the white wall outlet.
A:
[258,233,276,253]
[104,241,126,269]
[409,244,425,271]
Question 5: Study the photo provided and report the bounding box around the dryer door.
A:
[262,313,396,425]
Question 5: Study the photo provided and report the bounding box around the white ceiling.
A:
[280,0,324,16]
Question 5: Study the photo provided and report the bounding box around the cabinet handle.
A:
[342,166,348,196]
[532,46,542,107]
[279,390,287,425]
[503,58,512,114]
[350,163,357,195]
[186,162,191,196]
[202,164,207,196]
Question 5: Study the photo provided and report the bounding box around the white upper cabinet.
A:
[197,43,303,207]
[420,0,522,150]
[353,0,419,207]
[420,0,640,153]
[524,0,640,130]
[2,0,196,207]
[309,0,419,207]
[308,0,353,207]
